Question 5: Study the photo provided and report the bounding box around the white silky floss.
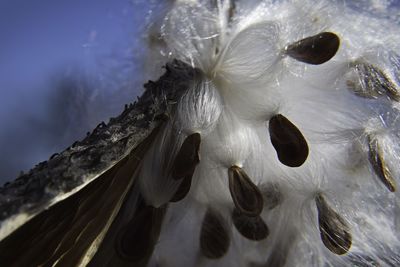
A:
[140,0,400,266]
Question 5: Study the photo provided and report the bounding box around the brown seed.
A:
[228,166,264,217]
[268,114,309,167]
[171,133,201,180]
[285,32,340,65]
[116,202,167,262]
[200,209,231,259]
[170,174,193,202]
[232,209,269,241]
[315,194,352,255]
[347,62,400,102]
[367,135,396,192]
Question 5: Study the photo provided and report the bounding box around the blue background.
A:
[0,0,154,182]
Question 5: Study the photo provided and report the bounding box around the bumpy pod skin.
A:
[1,1,400,267]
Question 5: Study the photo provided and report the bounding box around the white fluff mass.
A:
[138,0,400,266]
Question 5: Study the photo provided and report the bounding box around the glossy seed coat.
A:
[200,209,231,259]
[285,32,340,65]
[269,114,309,167]
[228,166,264,217]
[315,194,352,255]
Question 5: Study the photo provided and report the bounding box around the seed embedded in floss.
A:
[315,193,352,255]
[231,208,269,241]
[284,32,340,65]
[200,208,231,259]
[228,165,264,217]
[140,72,223,206]
[367,134,397,193]
[346,61,400,102]
[2,1,400,266]
[138,124,186,207]
[268,114,309,168]
[115,200,167,262]
[171,132,201,181]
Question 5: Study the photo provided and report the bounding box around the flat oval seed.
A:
[171,133,201,180]
[232,209,269,241]
[367,136,396,192]
[285,32,340,65]
[268,114,309,167]
[116,204,167,262]
[347,62,400,102]
[315,194,352,255]
[200,209,231,259]
[228,166,263,217]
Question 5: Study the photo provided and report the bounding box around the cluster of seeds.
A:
[0,1,399,266]
[131,1,400,266]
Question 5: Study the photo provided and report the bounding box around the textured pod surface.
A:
[285,32,340,65]
[0,124,162,266]
[200,209,231,259]
[228,166,264,217]
[268,114,309,167]
[316,194,352,255]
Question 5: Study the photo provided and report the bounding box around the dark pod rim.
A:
[228,166,264,217]
[285,32,340,65]
[268,114,309,167]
